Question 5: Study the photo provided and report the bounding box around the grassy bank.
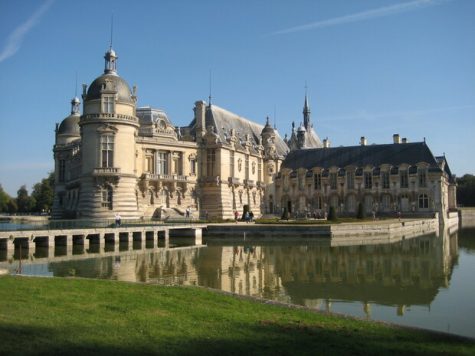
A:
[0,276,473,355]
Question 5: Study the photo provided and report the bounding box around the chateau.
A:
[52,47,456,220]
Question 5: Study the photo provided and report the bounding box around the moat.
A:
[1,224,474,339]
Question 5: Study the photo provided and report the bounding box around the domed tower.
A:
[77,47,140,219]
[56,97,81,145]
[51,97,82,219]
[261,116,277,159]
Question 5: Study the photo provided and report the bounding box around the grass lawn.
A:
[0,276,473,355]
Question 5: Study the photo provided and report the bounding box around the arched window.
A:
[418,194,429,209]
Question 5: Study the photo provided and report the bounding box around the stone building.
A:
[275,135,457,218]
[52,47,287,220]
[53,46,456,221]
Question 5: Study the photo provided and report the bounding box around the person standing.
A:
[234,210,239,223]
[115,213,121,227]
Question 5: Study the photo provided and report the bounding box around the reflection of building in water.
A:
[214,230,458,315]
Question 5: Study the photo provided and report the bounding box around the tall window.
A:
[314,173,322,190]
[330,173,337,190]
[382,172,390,189]
[102,95,115,113]
[400,170,409,188]
[101,135,114,168]
[59,160,66,182]
[145,155,154,173]
[230,151,235,177]
[101,186,113,210]
[364,172,372,189]
[207,149,215,176]
[418,168,427,187]
[156,152,169,175]
[245,154,249,179]
[190,158,196,175]
[258,159,262,182]
[346,171,354,189]
[418,194,429,209]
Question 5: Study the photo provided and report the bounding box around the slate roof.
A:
[281,142,442,171]
[190,104,289,156]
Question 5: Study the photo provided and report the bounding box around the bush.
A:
[356,203,365,219]
[328,206,337,221]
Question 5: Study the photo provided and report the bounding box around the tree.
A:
[457,174,475,207]
[0,184,10,213]
[32,172,54,212]
[16,185,35,213]
[7,199,17,214]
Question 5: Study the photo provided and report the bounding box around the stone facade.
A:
[52,47,456,221]
[52,48,287,220]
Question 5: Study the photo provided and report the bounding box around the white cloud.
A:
[0,0,54,63]
[270,0,451,36]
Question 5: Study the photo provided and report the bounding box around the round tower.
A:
[77,47,140,219]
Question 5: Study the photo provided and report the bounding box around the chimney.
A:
[393,134,401,144]
[194,100,206,141]
[402,137,408,144]
[323,138,330,148]
[360,136,367,146]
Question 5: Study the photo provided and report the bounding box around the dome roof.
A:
[261,116,275,135]
[58,114,80,136]
[85,74,133,104]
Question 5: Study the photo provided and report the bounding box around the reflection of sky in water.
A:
[2,228,475,339]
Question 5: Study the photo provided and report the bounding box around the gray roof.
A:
[57,114,80,136]
[191,104,289,156]
[281,142,442,171]
[86,74,133,103]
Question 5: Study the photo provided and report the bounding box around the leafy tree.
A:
[7,199,17,214]
[457,174,475,207]
[32,172,54,212]
[0,184,10,213]
[16,185,35,213]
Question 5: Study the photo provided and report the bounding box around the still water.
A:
[1,226,474,339]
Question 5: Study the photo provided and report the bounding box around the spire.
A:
[104,15,118,74]
[303,84,311,130]
[208,69,212,107]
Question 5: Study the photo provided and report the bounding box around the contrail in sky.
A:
[0,0,54,63]
[270,0,452,36]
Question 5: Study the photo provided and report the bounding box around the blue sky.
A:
[0,0,474,196]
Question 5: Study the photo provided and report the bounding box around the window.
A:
[418,194,429,209]
[346,171,354,189]
[330,195,339,208]
[400,170,408,188]
[314,173,322,190]
[190,158,196,175]
[330,173,337,190]
[102,95,115,113]
[101,186,113,210]
[258,159,262,182]
[346,195,355,212]
[207,149,215,176]
[230,151,235,177]
[59,160,66,182]
[382,172,390,189]
[418,169,427,188]
[101,135,114,168]
[364,172,372,189]
[245,155,249,179]
[381,194,391,210]
[157,151,169,175]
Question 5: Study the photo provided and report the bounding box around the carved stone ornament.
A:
[238,159,242,172]
[252,162,256,174]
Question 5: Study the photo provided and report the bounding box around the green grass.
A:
[0,276,473,355]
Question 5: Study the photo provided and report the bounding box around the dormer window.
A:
[103,95,115,113]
